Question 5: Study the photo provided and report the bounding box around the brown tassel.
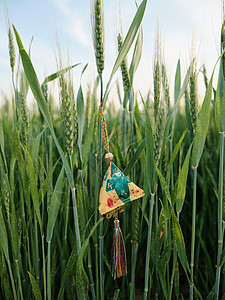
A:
[110,217,127,279]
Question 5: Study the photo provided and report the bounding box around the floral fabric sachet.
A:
[99,162,145,215]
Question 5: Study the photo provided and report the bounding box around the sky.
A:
[0,0,222,106]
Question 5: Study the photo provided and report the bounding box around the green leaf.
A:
[13,26,74,189]
[0,209,9,261]
[81,63,88,78]
[0,119,8,174]
[46,166,64,242]
[171,60,181,135]
[174,59,181,105]
[112,140,124,171]
[153,209,166,265]
[27,151,42,232]
[129,87,135,112]
[156,167,172,206]
[124,138,146,175]
[177,62,191,104]
[221,246,225,268]
[21,69,30,98]
[206,166,218,192]
[27,272,42,300]
[13,25,53,131]
[103,0,147,103]
[77,85,85,148]
[113,289,120,300]
[14,128,29,201]
[191,74,213,167]
[0,251,12,299]
[31,130,44,163]
[171,63,191,135]
[122,90,129,109]
[75,218,103,299]
[171,210,190,275]
[176,143,192,213]
[160,113,173,158]
[58,218,102,298]
[215,61,225,132]
[166,130,187,183]
[171,180,178,206]
[129,26,143,86]
[174,261,180,298]
[117,82,122,105]
[143,98,154,193]
[42,63,80,85]
[0,118,5,152]
[75,254,89,300]
[133,116,146,168]
[9,152,16,197]
[206,285,215,300]
[58,244,77,299]
[28,35,34,56]
[82,114,96,168]
[10,198,20,260]
[215,63,222,132]
[158,242,172,299]
[110,0,146,79]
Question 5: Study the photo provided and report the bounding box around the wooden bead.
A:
[105,152,114,162]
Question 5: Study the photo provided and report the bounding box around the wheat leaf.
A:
[28,272,42,300]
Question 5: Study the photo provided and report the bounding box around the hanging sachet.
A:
[98,103,144,279]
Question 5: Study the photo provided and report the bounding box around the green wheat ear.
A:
[117,33,131,93]
[1,174,10,218]
[154,60,161,121]
[161,63,170,111]
[19,90,29,150]
[189,60,198,134]
[59,74,75,155]
[42,82,48,102]
[8,26,16,75]
[153,22,162,122]
[92,0,104,75]
[153,107,164,167]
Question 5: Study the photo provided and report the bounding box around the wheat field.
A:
[0,0,225,299]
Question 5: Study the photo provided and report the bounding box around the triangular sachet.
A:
[99,162,145,215]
